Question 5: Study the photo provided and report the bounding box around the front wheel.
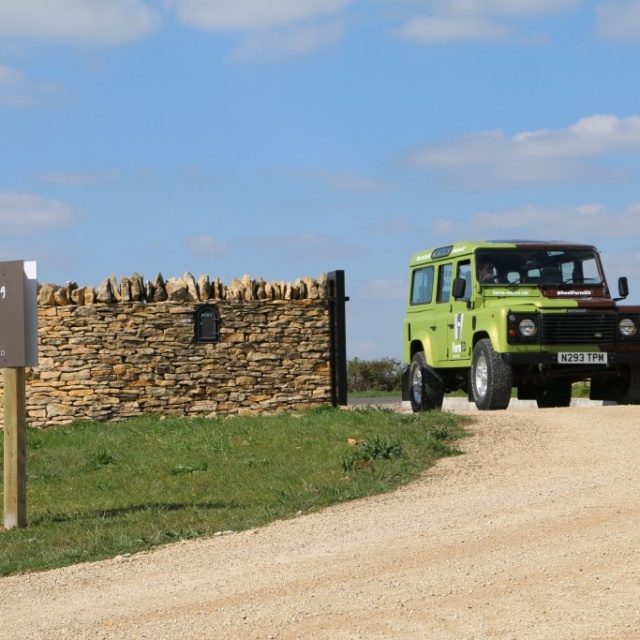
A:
[471,339,512,410]
[409,351,444,412]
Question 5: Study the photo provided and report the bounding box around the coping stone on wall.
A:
[37,272,330,307]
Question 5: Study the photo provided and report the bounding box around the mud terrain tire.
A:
[471,339,512,410]
[409,351,444,412]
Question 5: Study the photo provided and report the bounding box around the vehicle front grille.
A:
[539,313,616,344]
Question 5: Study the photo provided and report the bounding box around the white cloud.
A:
[396,14,511,43]
[409,115,640,186]
[233,21,346,60]
[433,203,640,240]
[393,0,581,44]
[184,235,229,257]
[600,250,640,285]
[596,1,640,41]
[0,63,58,107]
[169,0,353,59]
[169,0,351,31]
[0,191,80,235]
[0,0,160,45]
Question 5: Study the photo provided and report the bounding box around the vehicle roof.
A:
[409,239,597,266]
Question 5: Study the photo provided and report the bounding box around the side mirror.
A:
[618,276,629,300]
[452,277,467,300]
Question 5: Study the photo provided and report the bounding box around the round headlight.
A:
[619,318,636,337]
[519,318,537,338]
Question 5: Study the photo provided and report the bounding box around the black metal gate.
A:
[328,270,348,406]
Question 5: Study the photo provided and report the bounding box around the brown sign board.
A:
[0,260,38,368]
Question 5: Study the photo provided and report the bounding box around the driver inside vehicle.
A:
[477,261,498,283]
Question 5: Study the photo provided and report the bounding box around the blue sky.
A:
[2,0,640,360]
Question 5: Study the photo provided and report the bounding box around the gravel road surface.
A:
[2,405,640,639]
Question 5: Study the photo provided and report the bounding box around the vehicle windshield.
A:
[475,247,604,286]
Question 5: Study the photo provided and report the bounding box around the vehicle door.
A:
[432,261,453,363]
[447,260,472,363]
[405,264,437,363]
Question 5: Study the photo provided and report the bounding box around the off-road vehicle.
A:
[402,240,640,410]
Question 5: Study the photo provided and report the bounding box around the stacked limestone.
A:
[37,273,329,306]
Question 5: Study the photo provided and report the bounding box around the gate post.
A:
[1,260,38,529]
[327,270,348,406]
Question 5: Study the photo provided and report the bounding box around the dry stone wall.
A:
[0,272,332,429]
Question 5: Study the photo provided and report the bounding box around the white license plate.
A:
[558,352,607,364]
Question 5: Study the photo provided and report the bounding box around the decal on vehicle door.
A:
[454,313,464,340]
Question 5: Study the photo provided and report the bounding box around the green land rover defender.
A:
[402,240,640,411]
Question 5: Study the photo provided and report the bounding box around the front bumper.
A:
[502,351,640,366]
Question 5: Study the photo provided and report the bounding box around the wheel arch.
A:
[409,338,436,366]
[472,330,491,351]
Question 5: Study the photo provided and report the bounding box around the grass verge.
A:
[0,406,469,577]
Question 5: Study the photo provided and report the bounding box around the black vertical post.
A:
[328,270,348,406]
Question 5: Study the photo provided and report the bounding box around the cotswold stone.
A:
[241,274,255,300]
[53,285,70,306]
[317,273,328,298]
[96,278,113,303]
[38,284,58,306]
[166,278,188,302]
[109,274,122,302]
[120,276,132,303]
[228,279,243,301]
[145,280,155,302]
[71,287,86,305]
[130,273,144,302]
[0,273,336,429]
[184,272,199,302]
[198,274,211,301]
[151,273,168,302]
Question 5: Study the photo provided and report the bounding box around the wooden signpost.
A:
[2,260,38,529]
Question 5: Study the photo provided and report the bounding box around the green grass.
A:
[0,406,469,577]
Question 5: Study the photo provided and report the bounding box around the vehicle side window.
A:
[410,266,434,305]
[437,263,452,303]
[457,261,472,300]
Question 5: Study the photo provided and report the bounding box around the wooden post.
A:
[3,367,27,529]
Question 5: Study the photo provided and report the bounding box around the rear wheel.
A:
[471,339,512,410]
[536,381,572,408]
[409,351,444,412]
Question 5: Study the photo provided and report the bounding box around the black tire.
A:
[471,339,512,410]
[617,365,640,404]
[536,381,572,408]
[408,351,444,412]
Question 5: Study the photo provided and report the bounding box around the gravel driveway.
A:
[2,405,640,639]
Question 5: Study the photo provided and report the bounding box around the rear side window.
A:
[437,263,453,303]
[410,266,434,305]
